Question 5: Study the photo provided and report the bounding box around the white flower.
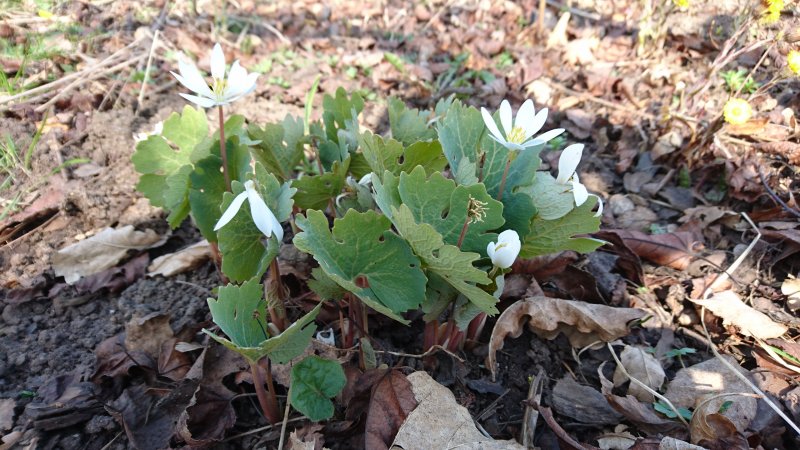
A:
[486,230,521,269]
[170,43,259,108]
[556,144,604,217]
[214,180,283,241]
[358,172,374,185]
[133,121,163,142]
[481,99,565,151]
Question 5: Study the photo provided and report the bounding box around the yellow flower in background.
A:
[761,0,783,24]
[723,98,752,125]
[788,50,800,75]
[673,0,689,8]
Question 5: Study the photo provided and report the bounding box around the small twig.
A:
[135,30,160,115]
[522,369,545,448]
[277,385,292,450]
[758,170,800,219]
[222,417,306,442]
[702,212,760,299]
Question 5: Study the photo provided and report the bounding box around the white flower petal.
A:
[593,195,604,217]
[572,178,589,206]
[486,241,496,260]
[497,229,520,245]
[174,59,213,97]
[515,99,536,130]
[226,61,248,88]
[505,141,525,152]
[499,100,513,136]
[245,182,280,239]
[524,108,548,140]
[481,107,505,144]
[556,144,584,184]
[527,128,565,147]
[214,190,248,231]
[179,93,218,108]
[488,230,521,269]
[210,43,226,81]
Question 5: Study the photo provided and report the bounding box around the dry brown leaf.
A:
[690,412,748,448]
[598,365,681,434]
[52,225,165,284]
[658,436,706,450]
[148,240,211,277]
[390,372,524,450]
[551,376,622,425]
[781,275,800,311]
[0,399,13,432]
[690,290,787,339]
[487,297,645,380]
[289,431,331,450]
[125,313,174,362]
[613,346,666,403]
[664,355,757,433]
[365,371,417,450]
[596,230,703,270]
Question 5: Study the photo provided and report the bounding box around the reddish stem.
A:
[267,259,287,331]
[497,155,512,202]
[218,106,231,192]
[250,360,280,424]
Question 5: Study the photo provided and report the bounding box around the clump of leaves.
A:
[721,69,759,94]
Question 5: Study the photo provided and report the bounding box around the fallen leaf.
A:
[73,253,149,294]
[125,313,175,362]
[487,297,645,380]
[690,412,748,448]
[0,399,14,432]
[598,366,682,434]
[391,372,524,449]
[596,230,703,270]
[52,225,166,284]
[148,240,211,277]
[551,376,622,425]
[289,430,331,450]
[664,355,757,433]
[365,370,417,450]
[613,346,666,403]
[658,436,706,449]
[596,428,637,450]
[781,275,800,310]
[690,290,788,339]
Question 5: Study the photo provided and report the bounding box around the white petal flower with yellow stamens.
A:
[556,144,604,217]
[481,99,565,151]
[214,180,283,241]
[486,229,521,269]
[170,43,259,108]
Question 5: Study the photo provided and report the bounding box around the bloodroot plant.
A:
[133,43,604,425]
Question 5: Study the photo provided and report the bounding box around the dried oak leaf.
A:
[691,413,749,449]
[690,290,787,339]
[596,230,703,270]
[551,376,622,425]
[148,240,211,277]
[391,372,524,449]
[613,345,666,403]
[365,370,417,450]
[487,297,645,380]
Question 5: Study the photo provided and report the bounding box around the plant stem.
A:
[267,259,287,331]
[456,215,470,249]
[497,155,512,202]
[250,360,280,424]
[218,105,231,192]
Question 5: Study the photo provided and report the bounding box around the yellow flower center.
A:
[211,78,227,97]
[506,126,526,144]
[467,196,488,223]
[723,98,752,125]
[788,51,800,75]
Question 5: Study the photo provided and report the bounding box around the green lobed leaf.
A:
[359,131,447,177]
[436,100,483,182]
[293,209,427,323]
[322,87,364,145]
[307,267,347,301]
[290,355,346,421]
[205,282,322,364]
[132,106,207,213]
[387,97,436,146]
[526,172,575,220]
[391,205,498,315]
[248,115,305,181]
[292,157,350,210]
[218,163,296,282]
[188,155,227,242]
[520,196,605,258]
[396,166,504,254]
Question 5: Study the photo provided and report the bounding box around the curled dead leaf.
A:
[690,290,787,339]
[596,230,703,270]
[148,240,211,277]
[613,346,666,403]
[487,297,645,380]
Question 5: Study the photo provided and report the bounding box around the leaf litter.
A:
[3,0,800,448]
